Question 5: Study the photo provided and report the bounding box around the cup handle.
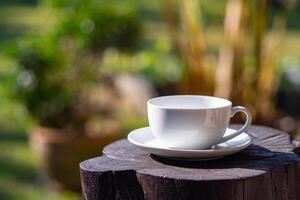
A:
[218,106,252,143]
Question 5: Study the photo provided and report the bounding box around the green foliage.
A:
[279,57,300,91]
[270,0,296,11]
[6,1,143,131]
[42,0,74,8]
[11,36,74,128]
[55,2,142,52]
[99,34,183,86]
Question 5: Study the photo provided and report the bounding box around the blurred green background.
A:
[0,0,299,199]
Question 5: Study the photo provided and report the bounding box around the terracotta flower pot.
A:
[29,126,119,192]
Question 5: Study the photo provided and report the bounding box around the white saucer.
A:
[127,127,251,160]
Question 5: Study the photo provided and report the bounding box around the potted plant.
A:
[9,2,142,191]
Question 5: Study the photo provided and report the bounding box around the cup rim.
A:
[147,95,232,110]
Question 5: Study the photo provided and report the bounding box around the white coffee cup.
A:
[147,95,252,150]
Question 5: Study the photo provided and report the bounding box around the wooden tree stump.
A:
[80,125,300,200]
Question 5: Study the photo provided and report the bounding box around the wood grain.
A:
[80,125,300,200]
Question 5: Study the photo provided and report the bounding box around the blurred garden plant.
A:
[4,0,144,191]
[8,1,142,134]
[162,0,296,124]
[54,1,141,52]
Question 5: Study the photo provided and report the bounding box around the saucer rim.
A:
[127,127,252,153]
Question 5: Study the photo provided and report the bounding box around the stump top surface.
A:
[80,125,300,181]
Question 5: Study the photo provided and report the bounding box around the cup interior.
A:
[148,95,231,109]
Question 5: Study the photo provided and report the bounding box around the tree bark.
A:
[80,125,300,200]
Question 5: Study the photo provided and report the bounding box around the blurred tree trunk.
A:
[161,0,183,54]
[162,0,214,95]
[215,0,288,124]
[178,0,212,95]
[255,11,288,124]
[214,0,248,106]
[162,0,290,125]
[243,0,269,119]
